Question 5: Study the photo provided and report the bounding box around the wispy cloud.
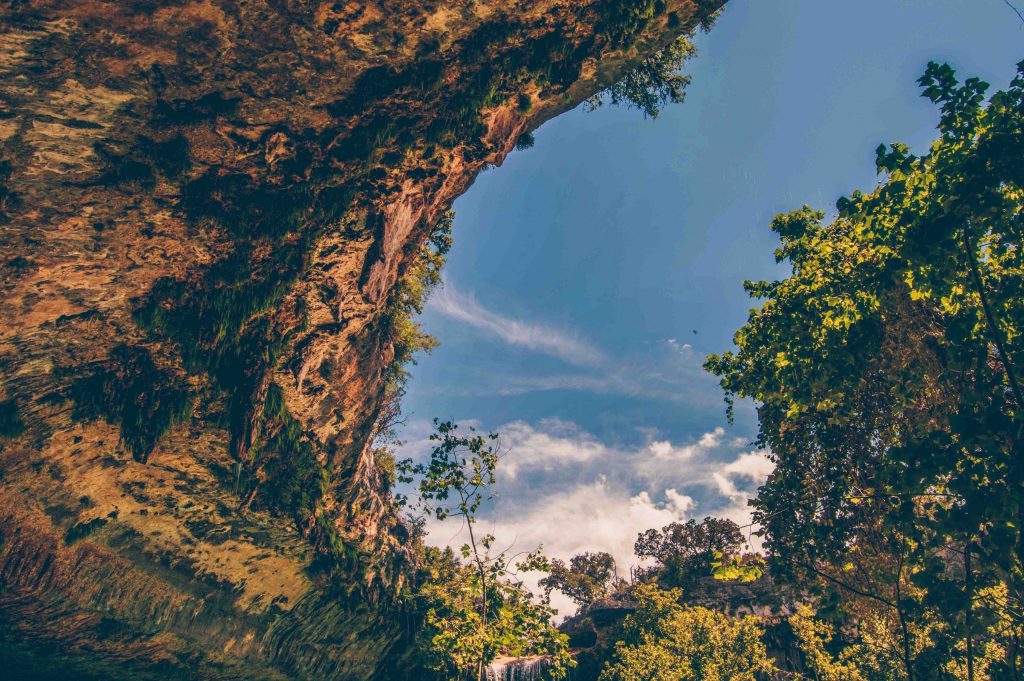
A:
[424,282,736,408]
[431,281,605,367]
[496,418,609,478]
[492,372,686,401]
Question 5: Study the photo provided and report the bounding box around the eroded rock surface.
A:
[0,1,723,678]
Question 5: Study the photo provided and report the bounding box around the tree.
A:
[786,604,881,681]
[598,583,773,681]
[634,517,745,586]
[413,547,569,680]
[540,551,625,608]
[586,36,697,119]
[705,61,1024,679]
[399,420,572,680]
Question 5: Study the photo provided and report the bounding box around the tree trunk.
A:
[965,543,975,681]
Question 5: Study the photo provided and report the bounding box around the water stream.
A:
[483,656,551,681]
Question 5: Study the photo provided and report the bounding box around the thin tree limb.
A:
[1004,0,1024,26]
[962,225,1024,410]
[796,561,897,609]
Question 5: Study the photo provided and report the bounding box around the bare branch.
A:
[1004,0,1024,26]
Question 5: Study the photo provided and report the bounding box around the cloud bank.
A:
[407,417,773,614]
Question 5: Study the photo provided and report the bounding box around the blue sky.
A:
[397,0,1023,611]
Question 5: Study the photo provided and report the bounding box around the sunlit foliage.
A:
[598,583,773,681]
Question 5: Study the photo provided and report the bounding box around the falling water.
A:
[483,656,551,681]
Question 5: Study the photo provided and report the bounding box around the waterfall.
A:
[483,656,550,681]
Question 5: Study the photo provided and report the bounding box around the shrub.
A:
[514,131,536,150]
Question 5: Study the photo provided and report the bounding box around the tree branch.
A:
[962,225,1024,410]
[797,561,897,609]
[1003,0,1024,26]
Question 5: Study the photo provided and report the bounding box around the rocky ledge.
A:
[0,1,722,678]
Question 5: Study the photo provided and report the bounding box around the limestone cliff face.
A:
[0,1,723,678]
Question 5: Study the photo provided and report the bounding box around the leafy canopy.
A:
[634,517,746,586]
[540,551,624,607]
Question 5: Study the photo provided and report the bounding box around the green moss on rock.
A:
[67,345,193,462]
[254,383,326,521]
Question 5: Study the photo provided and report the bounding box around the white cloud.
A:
[417,418,771,553]
[431,281,605,367]
[666,338,694,353]
[665,488,696,515]
[644,426,725,461]
[723,451,774,484]
[648,440,674,459]
[699,427,726,448]
[497,419,610,478]
[713,471,745,503]
[476,421,743,485]
[712,452,772,505]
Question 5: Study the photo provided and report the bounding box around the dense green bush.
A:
[599,584,772,681]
